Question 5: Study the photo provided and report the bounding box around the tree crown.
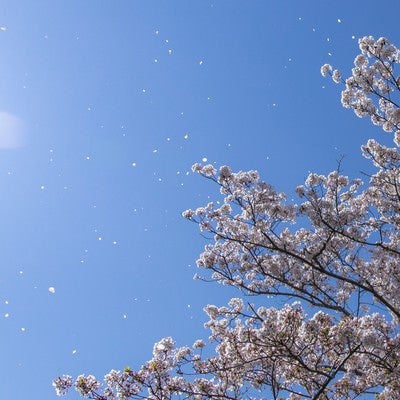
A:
[54,36,400,400]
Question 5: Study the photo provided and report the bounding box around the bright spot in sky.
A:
[0,112,26,148]
[48,287,55,294]
[72,349,77,354]
[0,27,6,31]
[202,157,207,162]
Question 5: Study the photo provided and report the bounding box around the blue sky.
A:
[1,1,400,399]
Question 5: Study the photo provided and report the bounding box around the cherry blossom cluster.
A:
[203,301,400,399]
[53,336,227,400]
[180,152,400,397]
[322,36,400,141]
[54,37,400,400]
[53,303,400,399]
[186,160,400,322]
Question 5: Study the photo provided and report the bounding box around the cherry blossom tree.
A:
[54,36,400,400]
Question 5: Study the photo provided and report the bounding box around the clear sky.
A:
[1,1,400,399]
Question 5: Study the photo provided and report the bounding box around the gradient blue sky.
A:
[1,2,399,399]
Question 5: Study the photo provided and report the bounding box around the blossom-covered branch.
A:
[322,36,400,141]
